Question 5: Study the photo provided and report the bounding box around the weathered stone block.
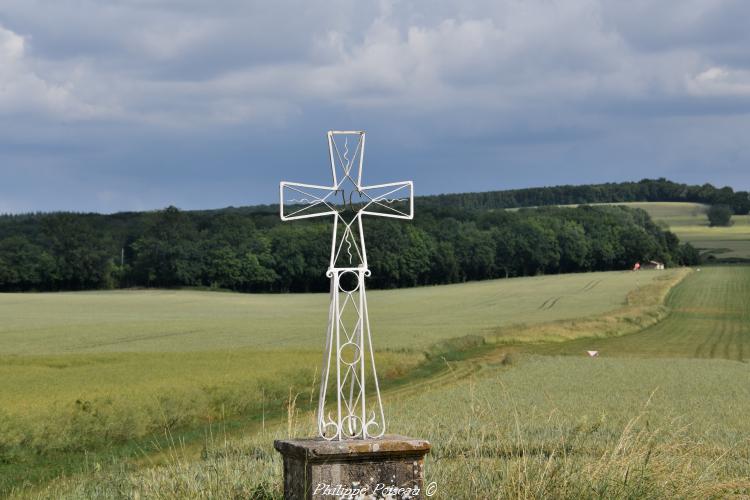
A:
[274,434,431,499]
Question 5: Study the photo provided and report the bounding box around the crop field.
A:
[536,266,750,360]
[0,270,674,355]
[609,202,750,260]
[0,270,680,495]
[37,337,750,498]
[5,266,750,498]
[0,270,679,414]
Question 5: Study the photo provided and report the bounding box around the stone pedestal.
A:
[274,435,431,499]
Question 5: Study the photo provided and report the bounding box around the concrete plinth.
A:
[274,435,431,499]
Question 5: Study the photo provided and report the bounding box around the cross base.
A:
[274,435,431,499]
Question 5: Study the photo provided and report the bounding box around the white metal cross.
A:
[280,130,413,269]
[279,130,414,440]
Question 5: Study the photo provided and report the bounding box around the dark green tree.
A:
[554,220,591,273]
[707,205,733,227]
[513,218,560,275]
[131,207,202,287]
[678,242,702,266]
[0,236,57,290]
[41,214,116,289]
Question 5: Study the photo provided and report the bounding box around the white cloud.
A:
[0,25,106,119]
[696,67,729,82]
[3,0,750,128]
[688,66,750,96]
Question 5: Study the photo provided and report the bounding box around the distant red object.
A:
[633,262,641,271]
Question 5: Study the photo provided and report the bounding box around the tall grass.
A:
[0,351,422,458]
[23,355,750,499]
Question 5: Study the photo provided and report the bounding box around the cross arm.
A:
[280,181,339,221]
[359,180,414,220]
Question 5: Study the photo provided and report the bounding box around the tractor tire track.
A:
[538,296,562,310]
[545,296,562,310]
[581,279,603,292]
[694,331,714,358]
[538,298,553,310]
[709,323,729,359]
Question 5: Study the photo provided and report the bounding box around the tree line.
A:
[419,177,750,215]
[0,182,703,292]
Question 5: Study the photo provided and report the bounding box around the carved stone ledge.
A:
[274,435,431,499]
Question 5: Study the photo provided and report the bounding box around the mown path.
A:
[535,266,750,360]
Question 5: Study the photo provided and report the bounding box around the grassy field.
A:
[606,202,750,261]
[0,270,681,422]
[535,266,750,360]
[34,351,750,499]
[6,266,750,498]
[0,270,679,494]
[0,270,675,355]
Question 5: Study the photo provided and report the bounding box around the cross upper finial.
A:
[280,130,414,270]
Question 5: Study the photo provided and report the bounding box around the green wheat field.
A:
[1,204,749,499]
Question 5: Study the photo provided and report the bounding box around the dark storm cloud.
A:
[0,0,749,213]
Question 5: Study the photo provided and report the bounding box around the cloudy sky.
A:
[1,0,749,213]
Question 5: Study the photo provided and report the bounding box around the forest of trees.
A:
[0,177,722,292]
[419,177,750,215]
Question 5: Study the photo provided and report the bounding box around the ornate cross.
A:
[280,130,414,440]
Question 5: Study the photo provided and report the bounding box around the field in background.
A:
[1,270,674,423]
[0,270,674,355]
[535,266,750,360]
[608,202,750,260]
